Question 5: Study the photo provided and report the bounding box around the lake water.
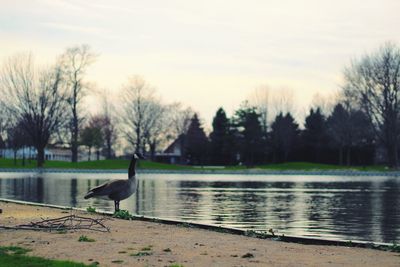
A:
[0,172,399,244]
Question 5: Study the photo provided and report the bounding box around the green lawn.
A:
[0,158,389,172]
[221,162,388,171]
[255,162,388,172]
[0,158,193,170]
[0,246,91,267]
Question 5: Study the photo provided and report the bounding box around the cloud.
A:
[40,22,104,35]
[37,0,84,12]
[1,0,400,125]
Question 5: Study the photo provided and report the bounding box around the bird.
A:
[84,153,143,212]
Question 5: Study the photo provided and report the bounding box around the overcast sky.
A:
[1,0,399,126]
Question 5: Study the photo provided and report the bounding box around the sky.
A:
[1,0,400,127]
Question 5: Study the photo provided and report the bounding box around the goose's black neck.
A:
[128,156,137,179]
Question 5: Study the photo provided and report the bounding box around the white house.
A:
[155,134,185,164]
[1,146,104,162]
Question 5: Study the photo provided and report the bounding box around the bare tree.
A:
[271,87,295,117]
[248,85,297,131]
[61,44,97,162]
[143,101,167,160]
[248,85,269,133]
[121,75,167,155]
[0,104,8,136]
[0,53,66,167]
[100,95,118,159]
[168,102,194,138]
[0,104,10,157]
[311,92,337,116]
[343,42,400,168]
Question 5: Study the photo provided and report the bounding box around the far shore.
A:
[0,167,400,176]
[1,158,398,176]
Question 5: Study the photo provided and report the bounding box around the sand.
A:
[0,201,399,267]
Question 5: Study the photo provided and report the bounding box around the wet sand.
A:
[0,201,399,267]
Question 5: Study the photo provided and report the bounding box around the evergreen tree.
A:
[80,124,103,161]
[6,120,29,165]
[327,104,374,165]
[326,104,350,165]
[209,108,233,165]
[234,104,265,166]
[270,113,299,162]
[302,108,328,162]
[185,114,209,165]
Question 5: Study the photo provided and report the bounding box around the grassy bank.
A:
[0,158,388,172]
[255,162,388,172]
[0,246,91,267]
[0,158,193,170]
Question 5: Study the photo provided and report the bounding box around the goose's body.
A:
[84,153,142,211]
[84,179,137,201]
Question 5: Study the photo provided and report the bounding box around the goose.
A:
[84,153,143,212]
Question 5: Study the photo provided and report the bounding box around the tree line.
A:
[0,45,194,166]
[1,42,400,168]
[181,104,374,167]
[162,42,400,168]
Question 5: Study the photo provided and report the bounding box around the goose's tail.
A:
[84,191,94,199]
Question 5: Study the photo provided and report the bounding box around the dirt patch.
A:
[0,201,399,267]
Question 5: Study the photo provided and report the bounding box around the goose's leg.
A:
[114,200,120,212]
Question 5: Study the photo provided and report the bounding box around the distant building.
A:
[155,134,186,164]
[1,146,104,162]
[1,147,37,160]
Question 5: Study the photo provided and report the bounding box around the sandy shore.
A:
[0,202,399,267]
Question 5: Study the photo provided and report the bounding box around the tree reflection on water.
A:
[0,172,399,243]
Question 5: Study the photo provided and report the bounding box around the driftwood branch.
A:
[0,214,111,232]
